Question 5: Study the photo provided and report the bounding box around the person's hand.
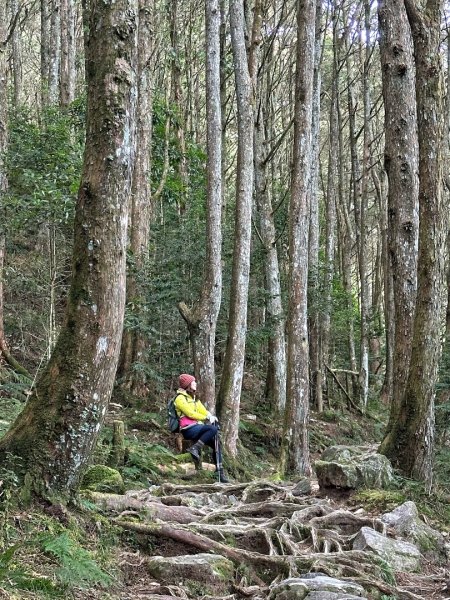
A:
[208,414,219,424]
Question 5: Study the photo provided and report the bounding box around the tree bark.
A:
[59,0,75,107]
[217,0,254,455]
[253,0,286,413]
[357,0,372,408]
[178,0,222,411]
[0,8,9,370]
[321,8,339,413]
[281,0,315,476]
[377,0,419,455]
[373,169,394,404]
[48,0,61,104]
[41,0,50,106]
[168,0,188,214]
[389,0,445,484]
[308,0,323,413]
[117,0,153,397]
[0,0,138,496]
[10,0,22,105]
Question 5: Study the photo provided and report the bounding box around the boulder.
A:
[315,446,394,490]
[352,526,422,572]
[292,478,312,497]
[381,501,447,562]
[268,574,367,599]
[146,553,234,595]
[80,465,125,494]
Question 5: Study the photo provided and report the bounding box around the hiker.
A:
[174,373,229,483]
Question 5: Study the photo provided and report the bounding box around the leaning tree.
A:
[0,0,138,496]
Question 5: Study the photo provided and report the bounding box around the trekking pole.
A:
[215,427,221,483]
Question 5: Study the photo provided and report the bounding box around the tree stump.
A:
[108,420,125,468]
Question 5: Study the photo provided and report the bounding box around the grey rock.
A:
[381,501,446,561]
[353,526,422,572]
[292,478,312,496]
[146,553,234,594]
[268,575,366,599]
[315,446,394,490]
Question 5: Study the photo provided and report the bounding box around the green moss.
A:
[353,489,406,512]
[80,465,125,494]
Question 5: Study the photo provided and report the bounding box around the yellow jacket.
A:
[174,389,209,423]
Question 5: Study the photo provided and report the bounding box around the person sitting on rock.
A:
[174,373,229,483]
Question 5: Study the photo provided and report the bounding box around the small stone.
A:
[292,478,312,496]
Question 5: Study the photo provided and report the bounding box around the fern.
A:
[0,370,33,403]
[0,544,60,596]
[41,532,112,588]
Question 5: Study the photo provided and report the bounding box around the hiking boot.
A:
[188,441,203,462]
[215,468,229,483]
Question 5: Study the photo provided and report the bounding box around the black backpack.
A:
[167,396,180,433]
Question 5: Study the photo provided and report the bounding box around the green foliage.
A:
[118,96,209,385]
[123,441,178,485]
[389,476,450,528]
[3,102,84,369]
[40,532,112,588]
[353,489,406,512]
[5,105,83,231]
[0,544,61,596]
[0,369,33,405]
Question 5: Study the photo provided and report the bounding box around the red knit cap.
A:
[179,373,195,389]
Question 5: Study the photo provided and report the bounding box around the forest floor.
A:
[0,393,449,599]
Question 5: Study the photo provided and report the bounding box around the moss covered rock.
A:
[315,445,394,490]
[381,501,447,562]
[80,465,125,494]
[268,574,367,599]
[146,553,234,595]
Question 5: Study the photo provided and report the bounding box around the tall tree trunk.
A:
[337,53,357,393]
[358,0,372,408]
[280,0,315,477]
[48,224,57,358]
[169,0,188,213]
[389,0,445,484]
[321,9,338,412]
[178,0,222,410]
[0,4,7,361]
[60,0,75,107]
[216,0,254,456]
[117,0,153,397]
[0,0,138,496]
[252,0,286,413]
[308,0,323,412]
[41,0,50,106]
[48,0,61,104]
[377,0,419,454]
[10,0,22,105]
[373,169,394,404]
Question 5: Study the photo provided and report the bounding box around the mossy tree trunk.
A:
[377,0,419,453]
[383,0,445,484]
[0,0,138,496]
[378,0,445,485]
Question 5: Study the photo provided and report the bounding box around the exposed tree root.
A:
[102,479,437,599]
[116,519,289,583]
[87,491,204,523]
